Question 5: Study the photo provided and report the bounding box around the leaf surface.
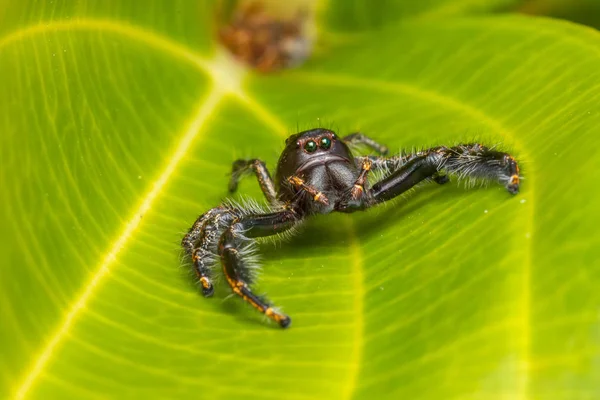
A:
[322,0,520,31]
[1,3,599,400]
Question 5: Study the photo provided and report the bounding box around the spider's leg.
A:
[287,175,329,205]
[219,210,298,328]
[368,144,521,204]
[343,132,389,155]
[229,159,277,205]
[182,207,228,296]
[192,209,232,296]
[181,210,214,255]
[432,174,450,185]
[359,155,449,185]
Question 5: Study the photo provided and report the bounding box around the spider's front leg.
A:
[229,159,278,205]
[366,144,521,205]
[359,155,451,186]
[339,154,447,212]
[219,209,299,328]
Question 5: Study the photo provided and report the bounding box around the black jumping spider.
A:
[182,128,520,328]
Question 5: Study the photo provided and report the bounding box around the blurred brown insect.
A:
[218,1,312,72]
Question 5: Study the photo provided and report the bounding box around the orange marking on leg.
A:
[510,174,520,185]
[288,176,304,186]
[265,307,286,324]
[351,159,372,199]
[289,175,329,205]
[200,277,211,289]
[313,192,328,204]
[351,184,364,199]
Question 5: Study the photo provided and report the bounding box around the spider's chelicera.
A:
[182,129,521,328]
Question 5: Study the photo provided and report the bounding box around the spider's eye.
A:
[304,140,318,153]
[320,137,332,150]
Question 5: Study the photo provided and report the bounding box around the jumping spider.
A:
[182,128,520,328]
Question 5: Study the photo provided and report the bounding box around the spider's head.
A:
[276,128,354,178]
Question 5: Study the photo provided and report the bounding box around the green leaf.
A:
[322,0,522,31]
[1,2,599,399]
[520,0,600,31]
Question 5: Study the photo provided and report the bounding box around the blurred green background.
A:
[1,0,599,399]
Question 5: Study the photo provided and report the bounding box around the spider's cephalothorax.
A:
[182,128,521,328]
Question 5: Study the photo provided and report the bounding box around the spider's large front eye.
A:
[320,137,331,150]
[304,140,318,153]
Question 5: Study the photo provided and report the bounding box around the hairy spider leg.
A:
[192,210,232,296]
[182,207,228,296]
[369,144,521,204]
[359,155,450,186]
[218,209,298,328]
[343,132,389,155]
[229,159,278,205]
[181,211,213,254]
[340,155,444,212]
[287,175,330,205]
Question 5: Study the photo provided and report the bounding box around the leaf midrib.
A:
[3,19,365,399]
[3,17,540,400]
[3,19,244,399]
